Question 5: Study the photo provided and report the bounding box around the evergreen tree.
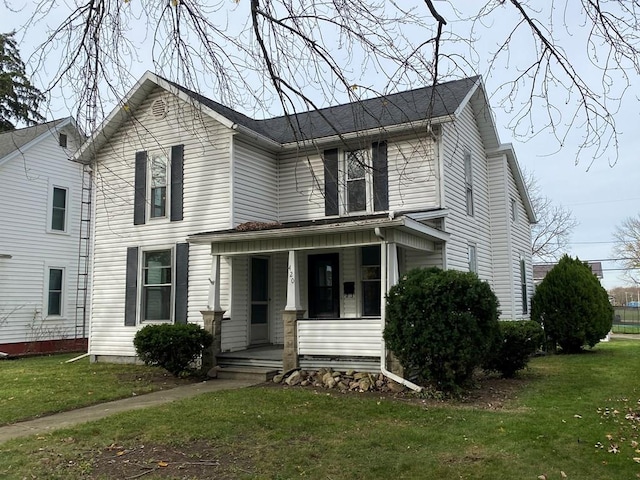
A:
[532,255,613,353]
[0,32,45,132]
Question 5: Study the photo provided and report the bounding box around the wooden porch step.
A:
[209,366,279,382]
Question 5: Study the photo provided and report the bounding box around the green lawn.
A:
[0,353,192,425]
[1,341,640,479]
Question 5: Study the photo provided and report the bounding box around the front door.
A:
[308,253,340,318]
[250,257,269,344]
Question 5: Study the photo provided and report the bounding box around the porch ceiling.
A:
[188,214,449,255]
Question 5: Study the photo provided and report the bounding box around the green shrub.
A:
[383,268,501,391]
[133,323,213,376]
[531,255,613,353]
[484,320,544,378]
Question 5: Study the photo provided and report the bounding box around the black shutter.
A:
[323,148,339,216]
[372,141,388,211]
[125,247,139,326]
[174,242,189,324]
[170,144,184,221]
[134,151,147,225]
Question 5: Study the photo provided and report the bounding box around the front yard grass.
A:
[1,340,640,479]
[0,353,194,425]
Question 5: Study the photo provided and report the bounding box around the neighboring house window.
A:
[361,246,381,316]
[464,150,474,216]
[50,186,68,232]
[520,259,528,314]
[468,243,477,273]
[511,197,518,222]
[47,268,64,316]
[59,133,67,148]
[142,250,172,321]
[322,142,388,216]
[346,150,368,212]
[150,154,168,219]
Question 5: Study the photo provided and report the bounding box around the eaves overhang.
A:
[188,214,449,246]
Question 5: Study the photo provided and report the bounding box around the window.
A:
[361,246,381,316]
[520,259,528,314]
[464,150,474,216]
[58,133,67,148]
[142,250,172,321]
[51,186,67,231]
[345,150,369,212]
[511,198,518,222]
[47,268,64,316]
[149,154,168,218]
[468,243,477,273]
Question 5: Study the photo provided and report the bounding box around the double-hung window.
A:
[520,258,528,314]
[51,186,68,232]
[345,150,369,213]
[47,268,64,316]
[468,243,478,274]
[150,154,168,219]
[142,250,172,321]
[361,246,381,316]
[464,150,474,216]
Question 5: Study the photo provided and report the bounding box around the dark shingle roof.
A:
[0,119,69,160]
[168,77,479,144]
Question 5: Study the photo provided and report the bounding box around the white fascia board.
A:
[487,144,537,224]
[404,209,450,222]
[401,216,451,242]
[453,78,481,117]
[0,118,72,167]
[279,115,455,151]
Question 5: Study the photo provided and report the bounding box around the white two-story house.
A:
[75,72,535,375]
[0,118,88,355]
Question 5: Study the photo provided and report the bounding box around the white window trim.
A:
[468,243,478,274]
[46,183,71,235]
[340,148,373,215]
[139,246,175,323]
[43,264,67,319]
[147,151,171,221]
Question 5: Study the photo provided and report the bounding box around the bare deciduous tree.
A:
[612,214,640,284]
[3,0,638,164]
[524,170,578,262]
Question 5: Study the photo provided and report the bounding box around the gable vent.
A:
[150,98,168,119]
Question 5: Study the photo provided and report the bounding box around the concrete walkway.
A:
[0,379,258,444]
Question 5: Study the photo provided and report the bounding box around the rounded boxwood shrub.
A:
[484,320,544,378]
[383,268,501,391]
[531,255,613,353]
[133,323,213,376]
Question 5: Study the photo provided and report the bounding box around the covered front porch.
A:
[189,213,449,374]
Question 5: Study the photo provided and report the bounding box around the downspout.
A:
[374,227,423,393]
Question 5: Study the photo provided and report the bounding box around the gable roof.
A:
[74,72,481,162]
[0,118,71,164]
[168,76,480,144]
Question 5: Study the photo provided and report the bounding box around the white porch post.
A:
[202,253,225,375]
[285,250,302,311]
[387,242,399,290]
[283,250,303,371]
[208,254,222,312]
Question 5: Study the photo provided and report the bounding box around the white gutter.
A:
[374,227,423,393]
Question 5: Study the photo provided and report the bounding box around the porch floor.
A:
[216,344,284,370]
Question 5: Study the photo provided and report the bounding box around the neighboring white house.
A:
[74,72,535,374]
[0,118,88,355]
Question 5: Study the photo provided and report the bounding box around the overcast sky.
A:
[2,1,638,289]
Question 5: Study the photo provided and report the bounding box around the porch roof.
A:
[188,211,450,255]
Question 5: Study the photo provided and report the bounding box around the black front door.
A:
[308,253,340,318]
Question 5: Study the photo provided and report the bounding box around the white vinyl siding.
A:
[441,100,493,284]
[232,139,278,225]
[278,136,439,223]
[297,318,382,357]
[89,87,234,357]
[0,121,83,348]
